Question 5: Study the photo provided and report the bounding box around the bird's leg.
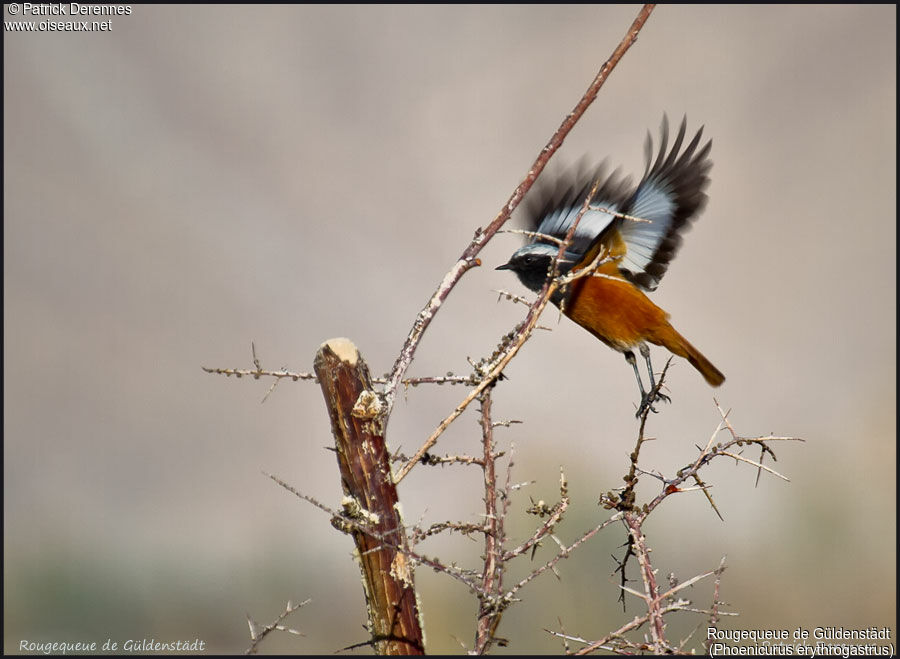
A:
[640,343,671,405]
[624,350,646,395]
[625,350,655,417]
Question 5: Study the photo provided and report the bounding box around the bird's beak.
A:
[495,262,513,271]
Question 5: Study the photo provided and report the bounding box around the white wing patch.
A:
[536,201,620,251]
[619,178,675,275]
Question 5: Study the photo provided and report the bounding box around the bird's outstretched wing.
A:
[617,115,712,291]
[520,116,712,290]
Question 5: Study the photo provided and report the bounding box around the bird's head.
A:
[496,243,575,293]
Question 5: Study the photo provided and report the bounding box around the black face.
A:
[496,251,555,293]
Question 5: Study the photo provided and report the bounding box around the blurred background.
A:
[4,4,895,654]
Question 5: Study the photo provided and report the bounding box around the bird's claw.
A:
[635,387,671,418]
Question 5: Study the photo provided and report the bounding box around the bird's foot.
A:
[635,387,671,418]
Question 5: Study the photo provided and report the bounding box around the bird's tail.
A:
[653,324,725,387]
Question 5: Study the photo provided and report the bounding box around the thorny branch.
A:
[473,390,505,654]
[267,383,800,654]
[201,363,477,388]
[245,599,310,655]
[575,391,804,654]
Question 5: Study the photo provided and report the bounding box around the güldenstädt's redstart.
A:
[497,116,724,415]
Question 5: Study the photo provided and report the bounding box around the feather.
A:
[516,115,712,292]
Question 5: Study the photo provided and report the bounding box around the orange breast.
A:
[561,264,670,352]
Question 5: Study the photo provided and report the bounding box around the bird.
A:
[496,115,724,416]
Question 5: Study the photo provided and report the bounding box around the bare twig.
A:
[492,289,533,307]
[589,205,654,224]
[473,390,506,654]
[616,358,672,512]
[410,521,488,544]
[498,229,568,246]
[395,452,488,468]
[704,557,728,653]
[559,599,699,655]
[202,365,477,388]
[717,450,791,481]
[637,404,804,521]
[202,364,318,382]
[502,471,569,562]
[245,599,311,655]
[622,514,667,652]
[506,513,622,598]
